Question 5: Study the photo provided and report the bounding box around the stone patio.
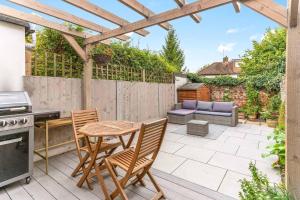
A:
[152,123,281,199]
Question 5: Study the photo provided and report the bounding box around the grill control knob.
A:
[19,118,28,125]
[0,120,8,127]
[10,120,18,126]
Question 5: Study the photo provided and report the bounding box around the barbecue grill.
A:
[0,91,33,187]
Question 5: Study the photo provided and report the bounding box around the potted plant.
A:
[247,107,259,121]
[238,106,246,119]
[90,44,113,65]
[261,110,278,128]
[262,94,281,127]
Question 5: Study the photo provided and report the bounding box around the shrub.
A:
[264,126,286,170]
[239,163,292,200]
[187,73,245,87]
[278,102,285,127]
[244,83,261,116]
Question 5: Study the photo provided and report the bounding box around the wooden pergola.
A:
[0,0,299,198]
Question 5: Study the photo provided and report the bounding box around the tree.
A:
[241,27,286,76]
[240,27,286,92]
[161,28,185,72]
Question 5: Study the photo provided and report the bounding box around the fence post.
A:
[25,48,32,76]
[142,69,146,82]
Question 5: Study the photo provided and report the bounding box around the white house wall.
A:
[0,21,25,91]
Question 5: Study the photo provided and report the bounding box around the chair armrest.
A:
[175,103,182,110]
[232,106,238,126]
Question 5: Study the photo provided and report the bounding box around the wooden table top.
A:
[78,121,141,137]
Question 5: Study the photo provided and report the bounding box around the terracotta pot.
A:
[266,119,278,128]
[93,54,111,65]
[248,114,257,121]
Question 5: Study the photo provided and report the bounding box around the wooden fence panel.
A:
[24,76,174,120]
[158,83,175,118]
[116,81,139,121]
[92,79,117,120]
[138,83,160,122]
[24,76,82,117]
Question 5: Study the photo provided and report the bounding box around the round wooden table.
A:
[77,120,141,200]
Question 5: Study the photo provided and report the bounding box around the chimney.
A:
[223,56,229,63]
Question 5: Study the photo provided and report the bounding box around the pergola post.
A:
[83,44,93,109]
[286,0,300,198]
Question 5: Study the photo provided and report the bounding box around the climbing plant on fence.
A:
[31,51,174,83]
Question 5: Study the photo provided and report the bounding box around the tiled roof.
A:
[197,61,241,76]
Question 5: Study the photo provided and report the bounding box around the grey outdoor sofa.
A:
[167,100,238,126]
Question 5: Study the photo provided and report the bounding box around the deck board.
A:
[1,151,234,200]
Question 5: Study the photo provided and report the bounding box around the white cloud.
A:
[226,28,239,34]
[217,43,236,53]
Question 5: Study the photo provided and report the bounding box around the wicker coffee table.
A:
[187,120,209,136]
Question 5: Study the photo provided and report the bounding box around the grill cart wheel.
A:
[25,177,31,184]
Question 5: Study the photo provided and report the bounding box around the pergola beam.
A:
[240,0,288,27]
[9,0,129,41]
[289,0,299,27]
[62,34,87,61]
[63,0,149,37]
[232,0,241,13]
[0,5,88,38]
[174,0,201,23]
[85,0,233,44]
[118,0,171,31]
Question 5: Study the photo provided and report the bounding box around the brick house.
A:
[197,57,241,78]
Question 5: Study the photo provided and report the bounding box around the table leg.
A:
[118,136,126,149]
[45,121,49,175]
[77,136,100,188]
[125,131,136,148]
[77,137,112,199]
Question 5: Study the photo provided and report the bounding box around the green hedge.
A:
[92,42,178,73]
[187,73,245,87]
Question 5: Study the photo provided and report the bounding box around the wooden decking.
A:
[0,151,234,200]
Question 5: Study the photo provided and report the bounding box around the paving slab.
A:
[160,140,185,154]
[244,134,269,142]
[218,171,251,199]
[209,152,253,175]
[225,137,259,149]
[173,160,226,191]
[237,147,277,163]
[152,152,186,174]
[203,141,239,155]
[175,145,216,163]
[164,132,185,142]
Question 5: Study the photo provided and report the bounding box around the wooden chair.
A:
[105,118,168,200]
[71,109,121,189]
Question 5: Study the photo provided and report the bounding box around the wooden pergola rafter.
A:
[0,1,299,198]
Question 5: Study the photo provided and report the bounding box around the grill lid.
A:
[0,92,32,115]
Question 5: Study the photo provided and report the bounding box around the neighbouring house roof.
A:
[178,83,205,91]
[197,60,241,76]
[0,14,30,33]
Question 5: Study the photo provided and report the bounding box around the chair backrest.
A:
[134,118,168,160]
[71,109,99,154]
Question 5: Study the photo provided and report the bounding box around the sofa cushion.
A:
[212,102,234,113]
[194,110,232,117]
[168,109,195,116]
[197,101,213,111]
[182,100,197,110]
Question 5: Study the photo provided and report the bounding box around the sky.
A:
[0,0,287,72]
